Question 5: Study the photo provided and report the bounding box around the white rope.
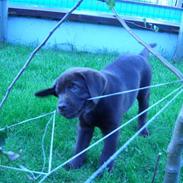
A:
[38,85,183,183]
[34,115,54,180]
[0,114,54,180]
[85,88,183,183]
[88,79,183,100]
[0,81,181,181]
[0,165,47,175]
[0,111,55,131]
[48,111,56,173]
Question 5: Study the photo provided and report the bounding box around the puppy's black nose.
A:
[58,104,67,112]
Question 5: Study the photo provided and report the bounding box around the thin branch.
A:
[110,7,183,81]
[0,0,84,110]
[151,152,162,183]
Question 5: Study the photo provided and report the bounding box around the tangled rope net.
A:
[0,82,182,182]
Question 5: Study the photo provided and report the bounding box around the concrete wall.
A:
[8,16,178,57]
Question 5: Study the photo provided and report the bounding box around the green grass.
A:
[0,43,183,183]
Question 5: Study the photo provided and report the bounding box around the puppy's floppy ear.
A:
[80,69,107,104]
[35,85,57,97]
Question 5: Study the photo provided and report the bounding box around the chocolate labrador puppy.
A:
[35,43,156,170]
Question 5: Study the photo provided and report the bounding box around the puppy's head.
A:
[35,68,107,119]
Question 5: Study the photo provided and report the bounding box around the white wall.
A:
[8,16,178,58]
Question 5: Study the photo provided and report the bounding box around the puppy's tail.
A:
[139,43,157,58]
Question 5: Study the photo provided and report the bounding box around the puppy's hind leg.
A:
[137,90,150,137]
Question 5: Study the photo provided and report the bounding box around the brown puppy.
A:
[35,44,156,170]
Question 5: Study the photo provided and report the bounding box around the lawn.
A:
[0,43,183,183]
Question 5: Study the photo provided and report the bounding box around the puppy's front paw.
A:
[139,128,149,137]
[64,161,83,170]
[63,163,73,171]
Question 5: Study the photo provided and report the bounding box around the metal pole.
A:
[174,13,183,61]
[0,0,8,42]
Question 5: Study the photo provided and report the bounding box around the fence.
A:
[9,0,181,8]
[9,0,182,26]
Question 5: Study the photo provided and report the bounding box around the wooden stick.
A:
[0,0,84,110]
[163,105,183,183]
[151,152,162,183]
[111,7,183,81]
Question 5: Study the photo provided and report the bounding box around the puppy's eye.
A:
[69,84,80,93]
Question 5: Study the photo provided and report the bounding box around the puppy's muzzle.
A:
[57,102,80,119]
[58,104,68,113]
